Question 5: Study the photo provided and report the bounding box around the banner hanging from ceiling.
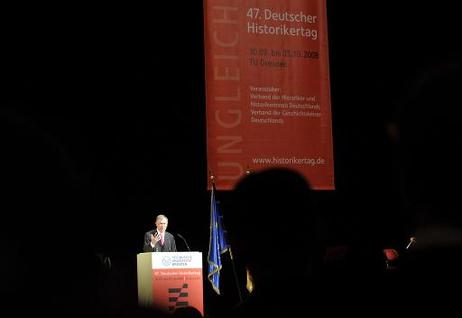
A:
[204,0,334,190]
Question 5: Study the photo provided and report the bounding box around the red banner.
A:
[204,0,334,190]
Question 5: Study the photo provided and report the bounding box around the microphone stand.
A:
[177,233,191,251]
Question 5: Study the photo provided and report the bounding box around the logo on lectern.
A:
[161,256,172,266]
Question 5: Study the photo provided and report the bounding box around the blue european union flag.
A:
[207,184,229,295]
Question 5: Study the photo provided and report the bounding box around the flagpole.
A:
[209,174,244,304]
[228,246,243,303]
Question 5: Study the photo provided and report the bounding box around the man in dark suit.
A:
[143,214,177,252]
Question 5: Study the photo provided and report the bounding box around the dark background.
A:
[1,1,461,315]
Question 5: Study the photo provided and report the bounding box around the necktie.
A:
[161,233,164,245]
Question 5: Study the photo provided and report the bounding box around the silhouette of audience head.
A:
[228,168,318,303]
[387,62,462,308]
[0,109,102,316]
[391,62,462,227]
[172,306,203,318]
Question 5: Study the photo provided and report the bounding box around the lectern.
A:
[137,252,203,315]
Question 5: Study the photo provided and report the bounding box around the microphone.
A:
[177,233,191,251]
[406,236,416,249]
